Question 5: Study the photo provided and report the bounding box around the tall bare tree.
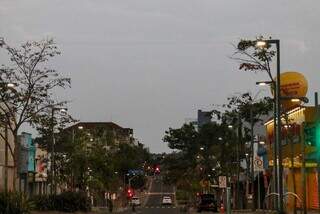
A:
[0,38,71,190]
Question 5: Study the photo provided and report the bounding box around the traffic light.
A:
[304,123,316,146]
[127,188,133,198]
[154,165,160,174]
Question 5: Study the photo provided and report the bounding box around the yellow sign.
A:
[272,71,308,110]
[279,71,308,97]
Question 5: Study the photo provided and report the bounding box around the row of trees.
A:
[162,92,272,204]
[35,125,151,202]
[163,35,302,209]
[0,38,151,196]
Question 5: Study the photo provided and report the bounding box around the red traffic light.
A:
[155,165,160,173]
[127,188,134,198]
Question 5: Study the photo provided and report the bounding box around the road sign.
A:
[200,179,209,188]
[253,142,264,172]
[254,156,264,172]
[218,176,227,188]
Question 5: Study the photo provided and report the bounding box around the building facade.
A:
[0,126,15,192]
[33,144,49,195]
[265,106,319,209]
[66,122,134,145]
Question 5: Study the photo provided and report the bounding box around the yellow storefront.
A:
[265,106,319,210]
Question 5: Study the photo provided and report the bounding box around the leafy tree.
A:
[163,122,238,194]
[163,123,199,156]
[0,38,71,190]
[113,142,150,189]
[232,36,275,81]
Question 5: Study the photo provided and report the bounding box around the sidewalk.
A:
[186,208,319,214]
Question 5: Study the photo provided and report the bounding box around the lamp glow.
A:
[256,40,267,48]
[6,83,15,88]
[291,98,300,102]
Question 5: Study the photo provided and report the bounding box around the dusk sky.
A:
[1,0,319,152]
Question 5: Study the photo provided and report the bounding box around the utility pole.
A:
[50,107,55,195]
[273,101,279,210]
[236,113,241,209]
[250,107,255,211]
[315,92,320,213]
[4,124,8,193]
[301,122,307,214]
[274,40,284,213]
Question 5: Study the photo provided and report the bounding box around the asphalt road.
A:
[118,175,179,214]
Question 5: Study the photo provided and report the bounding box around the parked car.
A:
[162,196,172,205]
[197,194,218,212]
[131,196,141,206]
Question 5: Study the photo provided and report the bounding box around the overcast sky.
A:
[1,0,319,152]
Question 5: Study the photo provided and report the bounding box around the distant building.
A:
[34,144,48,195]
[18,132,36,194]
[16,132,49,196]
[66,122,134,145]
[197,110,212,126]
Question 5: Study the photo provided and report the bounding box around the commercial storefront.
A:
[265,106,319,209]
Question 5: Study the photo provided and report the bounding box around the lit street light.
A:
[256,81,273,86]
[256,39,283,213]
[256,40,267,48]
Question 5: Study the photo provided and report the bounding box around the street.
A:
[119,175,180,214]
[2,2,320,214]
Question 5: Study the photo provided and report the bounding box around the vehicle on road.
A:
[162,196,173,205]
[196,194,218,212]
[131,196,141,206]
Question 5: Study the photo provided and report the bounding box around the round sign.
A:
[271,71,308,110]
[279,71,308,97]
[254,159,263,167]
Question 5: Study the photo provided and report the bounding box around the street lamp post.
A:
[50,106,67,195]
[256,39,282,213]
[249,89,266,211]
[228,116,241,209]
[257,81,278,210]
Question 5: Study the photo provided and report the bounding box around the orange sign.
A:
[279,71,308,97]
[272,71,308,110]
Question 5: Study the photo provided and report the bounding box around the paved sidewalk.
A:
[186,208,319,214]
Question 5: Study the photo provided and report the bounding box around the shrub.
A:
[31,191,91,212]
[0,192,34,214]
[31,194,56,211]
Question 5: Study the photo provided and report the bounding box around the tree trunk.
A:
[13,130,19,191]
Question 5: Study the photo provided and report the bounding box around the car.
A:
[131,197,141,206]
[196,194,218,212]
[162,196,172,205]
